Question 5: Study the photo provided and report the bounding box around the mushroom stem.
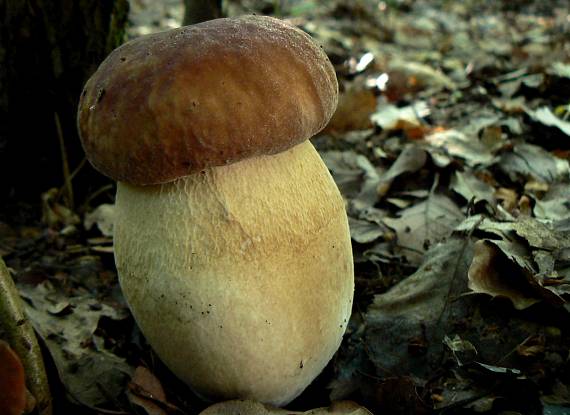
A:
[114,140,353,405]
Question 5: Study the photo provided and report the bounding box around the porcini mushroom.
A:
[77,15,353,406]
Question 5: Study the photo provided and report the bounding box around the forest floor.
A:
[1,0,570,414]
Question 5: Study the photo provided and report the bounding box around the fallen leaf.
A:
[128,366,173,415]
[516,335,545,358]
[84,203,116,237]
[498,143,570,183]
[321,151,372,200]
[374,376,429,414]
[41,188,80,229]
[0,340,27,415]
[542,380,570,406]
[495,187,519,213]
[525,106,570,137]
[371,101,430,134]
[18,281,132,407]
[443,335,478,367]
[460,115,501,138]
[364,238,475,378]
[382,194,465,265]
[493,67,544,96]
[451,171,496,205]
[548,62,570,79]
[351,154,384,213]
[388,60,457,92]
[423,129,497,167]
[359,234,547,391]
[460,217,570,307]
[327,87,377,133]
[321,150,384,214]
[533,183,570,221]
[348,217,386,244]
[377,145,428,198]
[468,240,541,310]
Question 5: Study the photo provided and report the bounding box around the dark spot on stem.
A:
[96,88,105,103]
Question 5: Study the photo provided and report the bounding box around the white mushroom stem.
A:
[114,140,354,406]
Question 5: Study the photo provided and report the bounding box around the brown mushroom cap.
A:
[78,15,338,185]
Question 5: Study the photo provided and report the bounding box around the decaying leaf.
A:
[0,340,27,415]
[327,87,377,132]
[371,101,430,136]
[542,379,570,406]
[67,351,132,408]
[548,62,570,79]
[495,187,519,213]
[443,335,478,367]
[496,70,544,98]
[498,143,570,183]
[374,376,429,414]
[468,240,541,310]
[348,217,386,244]
[84,203,116,237]
[321,150,384,214]
[341,235,549,413]
[198,399,372,415]
[451,171,496,205]
[525,106,570,137]
[377,145,428,198]
[388,60,457,92]
[460,115,501,139]
[18,281,132,407]
[41,188,80,230]
[364,238,474,378]
[351,154,384,212]
[127,366,178,415]
[423,129,497,167]
[533,183,570,221]
[322,151,375,200]
[461,216,570,308]
[382,194,464,265]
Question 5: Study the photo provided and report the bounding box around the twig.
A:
[55,112,74,210]
[67,157,87,185]
[81,184,115,212]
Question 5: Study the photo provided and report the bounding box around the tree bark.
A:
[0,0,129,204]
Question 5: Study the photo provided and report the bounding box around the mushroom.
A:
[198,399,373,415]
[77,15,354,406]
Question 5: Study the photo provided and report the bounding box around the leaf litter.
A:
[1,0,570,413]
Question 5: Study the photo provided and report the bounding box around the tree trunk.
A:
[183,0,223,25]
[0,0,129,204]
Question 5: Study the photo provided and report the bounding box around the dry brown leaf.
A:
[467,240,541,310]
[326,88,377,133]
[516,335,545,358]
[0,340,27,415]
[127,366,170,415]
[495,187,518,213]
